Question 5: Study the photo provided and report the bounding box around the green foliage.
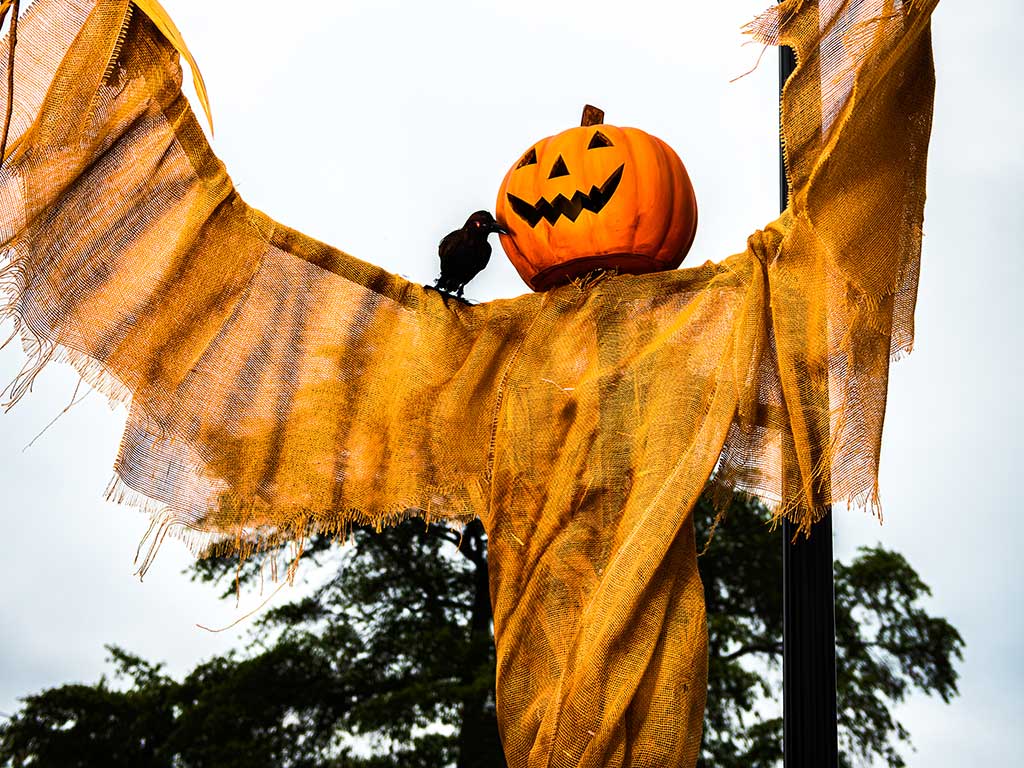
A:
[695,494,964,767]
[1,497,962,768]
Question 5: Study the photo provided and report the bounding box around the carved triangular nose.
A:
[548,155,570,179]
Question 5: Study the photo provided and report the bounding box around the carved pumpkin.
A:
[496,106,698,291]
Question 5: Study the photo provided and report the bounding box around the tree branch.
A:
[717,642,784,662]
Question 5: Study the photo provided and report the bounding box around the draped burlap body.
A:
[0,1,937,765]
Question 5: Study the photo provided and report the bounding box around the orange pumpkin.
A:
[496,106,698,291]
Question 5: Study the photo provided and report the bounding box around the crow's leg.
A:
[424,283,453,307]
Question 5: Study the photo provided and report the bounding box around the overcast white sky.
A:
[1,0,1020,764]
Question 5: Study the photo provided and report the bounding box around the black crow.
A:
[433,211,508,300]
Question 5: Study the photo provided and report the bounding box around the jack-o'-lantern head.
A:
[496,105,697,291]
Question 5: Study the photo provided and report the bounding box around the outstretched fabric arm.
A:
[0,0,517,563]
[712,0,937,533]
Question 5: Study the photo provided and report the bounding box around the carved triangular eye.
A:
[516,148,538,169]
[548,155,570,179]
[588,131,613,149]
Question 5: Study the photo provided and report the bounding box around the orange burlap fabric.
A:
[0,1,936,765]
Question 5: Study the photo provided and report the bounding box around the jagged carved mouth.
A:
[506,164,624,228]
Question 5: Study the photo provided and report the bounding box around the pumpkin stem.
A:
[581,105,604,127]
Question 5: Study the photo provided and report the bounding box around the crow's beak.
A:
[493,222,510,236]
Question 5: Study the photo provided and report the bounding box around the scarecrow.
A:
[0,0,938,766]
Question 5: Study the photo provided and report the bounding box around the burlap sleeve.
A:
[0,0,508,565]
[711,0,937,533]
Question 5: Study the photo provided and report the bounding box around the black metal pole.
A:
[780,44,839,768]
